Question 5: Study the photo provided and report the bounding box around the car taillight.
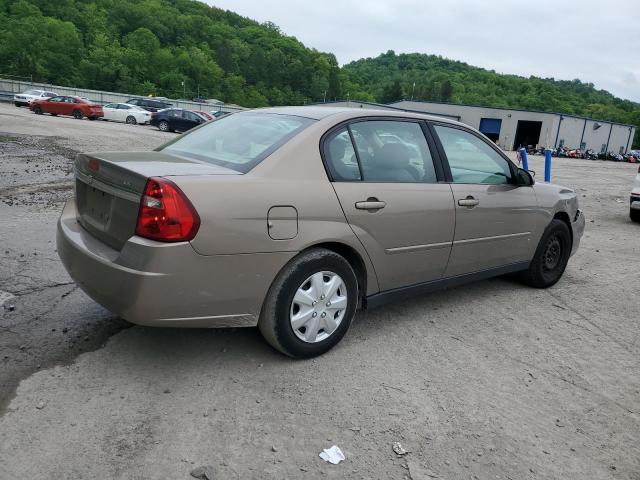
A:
[135,177,200,242]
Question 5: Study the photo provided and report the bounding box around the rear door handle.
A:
[355,199,386,210]
[458,196,480,207]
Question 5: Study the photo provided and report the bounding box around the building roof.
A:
[390,99,636,128]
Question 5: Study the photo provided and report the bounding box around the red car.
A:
[193,110,213,121]
[30,95,103,120]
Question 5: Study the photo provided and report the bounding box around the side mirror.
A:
[516,168,535,186]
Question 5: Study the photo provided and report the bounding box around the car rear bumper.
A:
[570,209,585,256]
[57,199,295,327]
[631,194,640,210]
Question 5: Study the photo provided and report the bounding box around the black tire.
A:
[125,115,137,125]
[158,120,169,132]
[519,219,571,288]
[14,102,21,107]
[259,248,358,358]
[73,109,83,120]
[50,113,58,116]
[631,209,640,223]
[33,106,43,115]
[87,116,96,121]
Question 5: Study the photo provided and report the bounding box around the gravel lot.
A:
[1,102,639,479]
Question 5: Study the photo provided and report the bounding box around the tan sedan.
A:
[57,107,585,357]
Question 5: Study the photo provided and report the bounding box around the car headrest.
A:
[374,143,411,169]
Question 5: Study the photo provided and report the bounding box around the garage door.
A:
[479,118,502,135]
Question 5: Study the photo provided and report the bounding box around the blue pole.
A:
[520,147,529,171]
[544,148,552,182]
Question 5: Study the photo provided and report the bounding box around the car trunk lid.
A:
[74,151,239,250]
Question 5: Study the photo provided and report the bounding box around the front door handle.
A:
[458,196,480,207]
[355,198,386,210]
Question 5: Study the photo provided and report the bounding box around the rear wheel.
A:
[14,102,21,107]
[519,219,571,288]
[259,248,358,358]
[50,113,58,116]
[158,120,169,132]
[125,115,137,125]
[73,109,83,120]
[631,208,640,223]
[33,106,43,115]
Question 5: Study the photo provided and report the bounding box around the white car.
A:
[631,165,640,223]
[14,89,57,107]
[102,103,152,125]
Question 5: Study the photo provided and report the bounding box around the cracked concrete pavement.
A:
[0,103,639,479]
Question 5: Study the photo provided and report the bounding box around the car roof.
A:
[252,106,462,125]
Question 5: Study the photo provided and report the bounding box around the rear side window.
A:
[434,125,512,185]
[324,120,438,183]
[324,128,361,181]
[161,113,314,173]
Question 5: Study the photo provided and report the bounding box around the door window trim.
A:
[426,121,519,184]
[319,116,447,183]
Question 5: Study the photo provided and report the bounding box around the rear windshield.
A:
[24,90,43,95]
[161,113,315,173]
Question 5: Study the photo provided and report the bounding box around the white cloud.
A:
[205,0,640,102]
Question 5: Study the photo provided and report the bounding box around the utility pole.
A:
[411,82,416,101]
[323,90,327,103]
[181,80,185,99]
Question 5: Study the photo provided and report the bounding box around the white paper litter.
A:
[319,445,345,464]
[0,290,15,306]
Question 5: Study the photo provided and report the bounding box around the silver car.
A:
[57,107,585,357]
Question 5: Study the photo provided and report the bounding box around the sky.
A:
[206,0,640,102]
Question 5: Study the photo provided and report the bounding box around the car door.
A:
[182,111,202,131]
[117,104,133,122]
[166,109,183,130]
[431,123,543,277]
[326,119,455,291]
[102,104,118,121]
[43,96,63,114]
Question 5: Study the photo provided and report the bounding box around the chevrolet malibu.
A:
[57,107,585,357]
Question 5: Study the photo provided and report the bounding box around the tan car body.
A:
[57,107,584,327]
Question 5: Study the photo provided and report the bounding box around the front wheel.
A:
[33,106,43,115]
[519,219,571,288]
[158,120,169,132]
[259,248,358,358]
[631,208,640,223]
[73,109,83,120]
[125,115,137,125]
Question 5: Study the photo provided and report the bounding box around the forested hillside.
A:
[0,0,342,106]
[343,51,640,130]
[0,0,638,145]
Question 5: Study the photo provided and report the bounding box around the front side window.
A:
[118,104,131,110]
[350,120,437,183]
[161,113,314,173]
[104,103,117,109]
[49,96,64,102]
[434,125,512,185]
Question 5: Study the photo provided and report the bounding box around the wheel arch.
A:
[552,210,573,245]
[300,241,369,308]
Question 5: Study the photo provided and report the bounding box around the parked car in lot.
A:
[630,165,640,222]
[193,110,213,121]
[102,103,152,124]
[126,97,173,112]
[150,108,207,132]
[14,89,57,106]
[211,110,230,119]
[30,95,103,120]
[57,107,585,358]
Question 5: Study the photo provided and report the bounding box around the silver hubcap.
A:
[290,271,348,343]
